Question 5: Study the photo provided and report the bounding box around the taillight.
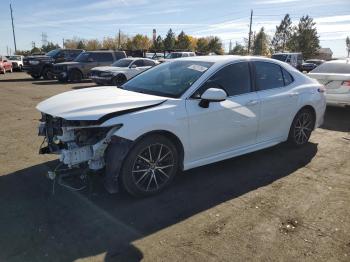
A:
[317,86,326,93]
[341,80,350,87]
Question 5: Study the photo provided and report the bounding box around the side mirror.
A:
[130,64,137,68]
[199,88,227,108]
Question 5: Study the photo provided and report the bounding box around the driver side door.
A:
[185,62,260,162]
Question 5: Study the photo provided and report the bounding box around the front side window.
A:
[194,62,251,98]
[122,60,213,98]
[254,61,284,90]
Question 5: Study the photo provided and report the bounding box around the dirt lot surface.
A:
[0,72,349,262]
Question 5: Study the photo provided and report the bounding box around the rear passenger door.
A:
[253,61,298,142]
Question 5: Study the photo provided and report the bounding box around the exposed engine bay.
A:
[38,113,122,170]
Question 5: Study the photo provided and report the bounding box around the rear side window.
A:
[115,51,126,59]
[195,62,251,97]
[143,60,155,66]
[133,60,145,67]
[311,62,350,74]
[91,53,113,62]
[254,61,284,90]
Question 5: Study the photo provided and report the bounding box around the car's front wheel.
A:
[288,108,315,146]
[120,135,179,197]
[112,74,127,86]
[69,69,83,83]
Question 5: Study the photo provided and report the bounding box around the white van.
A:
[272,52,303,71]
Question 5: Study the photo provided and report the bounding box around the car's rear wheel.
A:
[69,69,83,83]
[288,108,315,146]
[112,74,127,86]
[120,135,179,197]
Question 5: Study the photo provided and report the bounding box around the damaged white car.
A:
[37,56,326,197]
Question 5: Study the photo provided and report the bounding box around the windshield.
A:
[6,56,21,61]
[121,60,213,98]
[165,53,183,59]
[272,54,288,62]
[46,49,60,57]
[112,59,133,67]
[74,52,90,62]
[310,62,350,74]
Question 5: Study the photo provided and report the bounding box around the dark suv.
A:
[53,50,127,82]
[23,49,83,80]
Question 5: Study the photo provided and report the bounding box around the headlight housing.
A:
[29,60,40,65]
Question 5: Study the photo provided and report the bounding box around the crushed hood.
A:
[36,86,167,121]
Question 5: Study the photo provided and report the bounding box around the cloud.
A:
[255,0,302,4]
[84,0,148,10]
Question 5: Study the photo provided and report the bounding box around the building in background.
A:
[315,48,333,61]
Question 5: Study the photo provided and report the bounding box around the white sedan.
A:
[308,59,350,106]
[37,56,326,197]
[90,58,159,86]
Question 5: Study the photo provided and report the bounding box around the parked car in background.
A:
[302,59,325,72]
[36,56,326,197]
[5,55,24,71]
[23,49,83,79]
[165,51,196,59]
[308,59,350,106]
[54,50,127,83]
[145,52,165,60]
[272,52,303,71]
[0,56,13,74]
[90,58,159,86]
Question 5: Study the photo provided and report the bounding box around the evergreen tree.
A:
[346,36,350,57]
[175,31,191,50]
[208,36,223,54]
[163,29,176,50]
[253,27,270,56]
[287,15,320,59]
[272,14,292,52]
[229,42,247,55]
[196,37,209,53]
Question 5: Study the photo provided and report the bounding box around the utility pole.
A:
[6,46,9,55]
[62,38,65,48]
[10,4,17,53]
[118,29,121,49]
[248,9,253,54]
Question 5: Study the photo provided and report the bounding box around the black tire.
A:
[68,69,83,83]
[112,74,127,86]
[120,135,179,197]
[57,75,68,83]
[31,74,41,79]
[288,108,315,147]
[42,67,54,80]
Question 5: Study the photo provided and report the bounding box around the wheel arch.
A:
[297,105,317,129]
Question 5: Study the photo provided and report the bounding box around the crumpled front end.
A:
[38,113,122,170]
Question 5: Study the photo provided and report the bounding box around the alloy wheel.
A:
[293,112,313,145]
[132,143,174,192]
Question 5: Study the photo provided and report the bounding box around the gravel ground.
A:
[0,72,349,262]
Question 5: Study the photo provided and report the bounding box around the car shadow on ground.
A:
[0,77,37,82]
[321,106,350,132]
[32,79,93,86]
[0,141,318,262]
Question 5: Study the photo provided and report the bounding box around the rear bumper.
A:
[326,93,350,106]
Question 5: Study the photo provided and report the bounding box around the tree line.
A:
[230,14,321,59]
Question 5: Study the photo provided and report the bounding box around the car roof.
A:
[122,57,154,61]
[323,59,350,64]
[175,55,282,64]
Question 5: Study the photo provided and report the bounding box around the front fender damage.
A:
[104,136,133,193]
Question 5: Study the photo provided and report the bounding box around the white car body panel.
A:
[37,55,326,172]
[91,65,152,80]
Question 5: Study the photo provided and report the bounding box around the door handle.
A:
[246,100,259,106]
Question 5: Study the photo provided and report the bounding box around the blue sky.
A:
[1,0,349,57]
